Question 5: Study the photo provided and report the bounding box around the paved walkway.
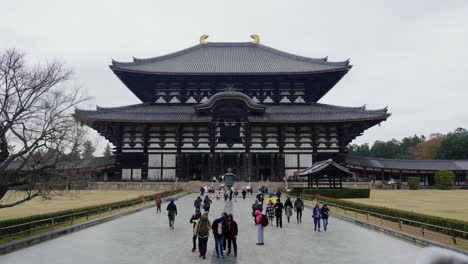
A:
[0,193,422,264]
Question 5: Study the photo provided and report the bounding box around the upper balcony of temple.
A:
[109,36,352,103]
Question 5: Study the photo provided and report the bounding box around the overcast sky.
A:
[2,0,468,148]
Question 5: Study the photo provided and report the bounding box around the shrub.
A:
[407,177,420,190]
[396,180,402,190]
[302,188,370,198]
[290,187,309,195]
[301,194,468,235]
[434,170,455,190]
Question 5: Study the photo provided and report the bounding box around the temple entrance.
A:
[258,168,271,181]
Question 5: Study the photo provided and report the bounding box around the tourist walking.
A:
[276,190,282,200]
[190,212,201,252]
[167,200,177,229]
[252,200,263,224]
[212,214,227,258]
[312,203,322,232]
[234,189,239,202]
[321,204,330,231]
[274,198,284,228]
[226,214,238,257]
[284,197,293,222]
[155,198,162,213]
[255,210,266,245]
[294,196,304,223]
[200,186,205,196]
[242,189,247,199]
[203,195,212,212]
[194,196,202,214]
[196,212,211,259]
[229,189,233,201]
[266,200,274,226]
[224,191,229,201]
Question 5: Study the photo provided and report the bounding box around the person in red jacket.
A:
[255,210,264,245]
[226,214,238,257]
[155,198,162,213]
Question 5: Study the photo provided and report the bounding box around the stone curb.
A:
[0,191,188,255]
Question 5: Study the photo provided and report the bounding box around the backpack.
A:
[261,214,268,227]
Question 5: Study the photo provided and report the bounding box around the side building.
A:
[75,36,390,182]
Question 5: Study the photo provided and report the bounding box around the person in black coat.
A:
[321,204,330,231]
[226,214,238,257]
[211,213,227,258]
[241,189,247,199]
[274,198,284,228]
[203,195,212,212]
[166,200,177,229]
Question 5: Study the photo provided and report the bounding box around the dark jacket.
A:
[167,202,177,216]
[194,197,202,208]
[274,201,284,216]
[321,206,330,220]
[211,217,227,238]
[227,220,238,240]
[312,207,321,218]
[284,199,293,208]
[196,218,211,238]
[203,197,212,209]
[294,198,304,210]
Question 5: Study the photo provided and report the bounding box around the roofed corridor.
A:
[0,194,422,264]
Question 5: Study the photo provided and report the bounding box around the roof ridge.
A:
[112,44,204,66]
[256,44,351,67]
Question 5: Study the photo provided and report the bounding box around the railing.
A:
[300,195,468,248]
[0,190,179,240]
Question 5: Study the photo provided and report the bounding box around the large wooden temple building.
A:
[75,35,390,182]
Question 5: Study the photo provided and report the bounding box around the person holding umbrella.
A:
[167,199,178,229]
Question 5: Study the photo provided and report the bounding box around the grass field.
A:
[0,190,157,221]
[345,190,468,221]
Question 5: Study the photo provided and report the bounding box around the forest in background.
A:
[348,127,468,160]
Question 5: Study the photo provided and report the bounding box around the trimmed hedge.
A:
[435,170,455,190]
[0,189,181,234]
[408,177,420,190]
[302,188,370,198]
[290,187,309,195]
[302,194,468,235]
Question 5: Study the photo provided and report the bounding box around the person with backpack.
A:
[266,200,274,226]
[321,204,330,231]
[190,212,201,252]
[203,195,212,212]
[251,200,262,224]
[211,213,227,258]
[294,196,304,223]
[194,196,202,214]
[274,198,284,228]
[312,203,322,232]
[155,198,162,213]
[196,212,211,259]
[255,210,267,245]
[284,197,293,223]
[226,214,238,257]
[167,200,177,229]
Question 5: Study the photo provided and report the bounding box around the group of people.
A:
[157,186,331,260]
[190,211,239,259]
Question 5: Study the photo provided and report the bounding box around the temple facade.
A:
[75,35,390,182]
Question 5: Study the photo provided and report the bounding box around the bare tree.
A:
[0,49,89,208]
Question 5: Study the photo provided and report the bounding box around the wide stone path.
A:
[0,193,422,264]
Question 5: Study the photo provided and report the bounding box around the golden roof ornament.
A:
[250,34,260,44]
[200,35,209,44]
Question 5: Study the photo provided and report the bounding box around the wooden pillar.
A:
[270,153,275,181]
[315,177,319,189]
[381,169,385,184]
[332,177,336,188]
[339,177,343,188]
[329,177,332,189]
